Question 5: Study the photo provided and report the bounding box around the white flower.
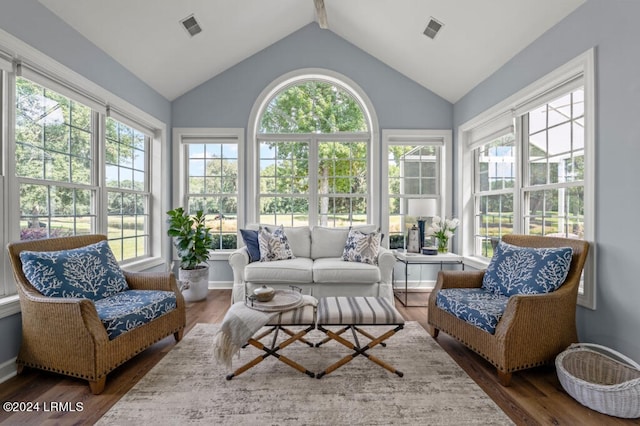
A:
[426,215,459,241]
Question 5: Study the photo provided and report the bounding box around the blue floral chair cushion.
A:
[94,290,177,340]
[436,288,509,334]
[342,227,381,265]
[20,240,129,301]
[482,241,573,297]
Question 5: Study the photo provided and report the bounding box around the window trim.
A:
[0,27,168,314]
[247,68,380,227]
[381,129,453,248]
[172,127,245,252]
[458,48,596,309]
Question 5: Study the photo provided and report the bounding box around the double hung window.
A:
[174,129,243,250]
[15,77,97,241]
[381,130,452,249]
[0,49,165,305]
[105,116,150,261]
[461,50,595,308]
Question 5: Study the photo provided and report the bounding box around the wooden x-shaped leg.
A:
[226,325,315,380]
[315,324,404,379]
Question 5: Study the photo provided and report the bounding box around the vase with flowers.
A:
[426,216,460,253]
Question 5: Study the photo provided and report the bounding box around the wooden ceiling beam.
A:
[314,0,329,29]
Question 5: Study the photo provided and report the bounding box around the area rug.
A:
[97,322,513,425]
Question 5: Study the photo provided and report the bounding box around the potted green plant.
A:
[167,207,215,302]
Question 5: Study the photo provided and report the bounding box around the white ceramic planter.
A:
[179,265,210,302]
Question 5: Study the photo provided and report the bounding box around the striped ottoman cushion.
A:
[267,303,316,326]
[318,297,404,325]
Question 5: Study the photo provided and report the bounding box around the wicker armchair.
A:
[427,234,589,386]
[7,234,186,394]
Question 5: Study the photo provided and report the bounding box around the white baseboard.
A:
[208,281,233,290]
[392,280,436,291]
[0,357,17,384]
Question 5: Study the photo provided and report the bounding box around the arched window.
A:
[250,70,378,227]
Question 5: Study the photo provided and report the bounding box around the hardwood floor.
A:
[0,290,637,425]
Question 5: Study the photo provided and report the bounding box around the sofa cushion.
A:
[94,290,177,339]
[482,241,573,297]
[245,257,314,283]
[263,225,311,258]
[20,240,129,301]
[342,228,381,265]
[239,229,260,263]
[311,225,377,259]
[313,258,381,283]
[258,225,295,262]
[436,288,509,334]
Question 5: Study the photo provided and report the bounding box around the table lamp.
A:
[408,198,437,251]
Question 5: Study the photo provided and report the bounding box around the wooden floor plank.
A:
[1,289,638,425]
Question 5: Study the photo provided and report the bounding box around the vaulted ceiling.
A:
[39,0,585,103]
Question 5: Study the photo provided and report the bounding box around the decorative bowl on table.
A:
[253,285,276,302]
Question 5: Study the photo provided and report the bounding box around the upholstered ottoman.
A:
[315,296,405,378]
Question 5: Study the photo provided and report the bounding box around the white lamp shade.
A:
[408,198,437,218]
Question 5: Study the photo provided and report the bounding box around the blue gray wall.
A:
[0,0,171,123]
[454,0,640,361]
[172,23,452,129]
[0,1,171,366]
[173,23,454,285]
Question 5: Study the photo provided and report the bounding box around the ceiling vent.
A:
[423,17,443,40]
[180,14,202,37]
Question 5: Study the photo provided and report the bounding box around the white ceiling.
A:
[39,0,585,103]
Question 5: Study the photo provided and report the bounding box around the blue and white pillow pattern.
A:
[436,288,509,334]
[94,290,177,340]
[342,227,381,265]
[258,225,295,262]
[482,241,573,297]
[20,240,129,301]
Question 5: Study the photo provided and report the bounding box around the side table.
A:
[393,251,464,307]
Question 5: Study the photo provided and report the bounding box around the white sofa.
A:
[229,225,396,304]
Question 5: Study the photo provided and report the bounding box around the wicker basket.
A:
[556,343,640,418]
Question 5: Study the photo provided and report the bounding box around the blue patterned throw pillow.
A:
[482,241,573,297]
[342,227,381,265]
[20,240,129,301]
[258,225,295,262]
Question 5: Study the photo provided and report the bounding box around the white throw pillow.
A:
[311,225,377,259]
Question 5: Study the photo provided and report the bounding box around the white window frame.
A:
[172,127,244,256]
[256,132,370,227]
[247,68,380,228]
[381,129,453,248]
[0,29,167,318]
[458,49,596,309]
[104,115,152,262]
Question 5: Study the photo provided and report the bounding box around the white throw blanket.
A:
[213,295,317,368]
